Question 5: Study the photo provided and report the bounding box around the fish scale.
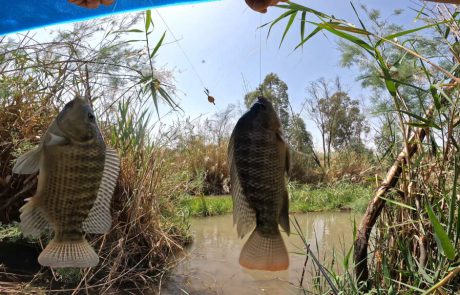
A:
[45,140,105,241]
[229,97,290,271]
[13,95,120,268]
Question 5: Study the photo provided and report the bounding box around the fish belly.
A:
[235,130,285,224]
[43,140,105,241]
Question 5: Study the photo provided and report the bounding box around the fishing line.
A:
[258,13,263,96]
[155,9,216,106]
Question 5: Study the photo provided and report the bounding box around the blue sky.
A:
[146,0,423,145]
[8,0,430,146]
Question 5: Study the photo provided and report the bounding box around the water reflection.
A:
[163,212,360,295]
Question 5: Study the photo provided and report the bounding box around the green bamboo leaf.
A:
[374,49,397,97]
[300,11,306,41]
[350,2,368,31]
[280,11,297,48]
[378,196,416,211]
[426,203,456,260]
[376,21,449,47]
[145,10,152,32]
[113,29,144,34]
[399,110,441,130]
[447,155,459,237]
[295,26,322,50]
[325,23,371,35]
[312,21,374,54]
[430,85,442,110]
[126,39,146,43]
[266,10,297,39]
[150,31,166,58]
[150,80,159,116]
[279,2,331,19]
[406,122,438,129]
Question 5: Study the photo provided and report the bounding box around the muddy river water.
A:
[163,212,361,295]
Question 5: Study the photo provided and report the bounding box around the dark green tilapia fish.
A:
[13,95,119,268]
[228,96,290,271]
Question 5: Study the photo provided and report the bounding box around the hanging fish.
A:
[13,95,119,268]
[245,0,288,13]
[228,96,290,271]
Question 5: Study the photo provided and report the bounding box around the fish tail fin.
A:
[38,238,99,268]
[239,226,289,271]
[19,198,48,237]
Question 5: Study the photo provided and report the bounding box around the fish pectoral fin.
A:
[12,146,42,175]
[19,198,49,237]
[83,147,120,234]
[279,189,290,235]
[38,238,98,268]
[45,132,67,146]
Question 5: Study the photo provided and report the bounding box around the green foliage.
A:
[181,195,233,217]
[181,183,372,216]
[289,182,372,213]
[307,77,369,168]
[244,73,317,171]
[268,1,460,292]
[245,72,291,129]
[0,223,24,243]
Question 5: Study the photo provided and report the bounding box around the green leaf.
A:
[300,11,306,41]
[145,10,152,32]
[378,196,416,211]
[150,80,159,116]
[313,22,374,53]
[376,21,449,47]
[266,10,297,39]
[399,110,441,130]
[280,11,297,48]
[150,31,166,58]
[426,203,456,260]
[374,49,397,97]
[294,26,322,50]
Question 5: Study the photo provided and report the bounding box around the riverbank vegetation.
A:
[0,14,190,293]
[0,1,459,294]
[183,183,372,217]
[268,2,460,293]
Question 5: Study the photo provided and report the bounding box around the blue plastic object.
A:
[0,0,215,36]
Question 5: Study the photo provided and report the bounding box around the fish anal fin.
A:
[239,227,289,271]
[38,238,98,268]
[19,198,49,237]
[83,148,119,234]
[279,189,290,235]
[13,146,41,175]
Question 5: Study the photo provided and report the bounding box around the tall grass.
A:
[269,2,460,292]
[0,13,193,293]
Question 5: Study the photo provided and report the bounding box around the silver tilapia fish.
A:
[228,96,290,271]
[13,95,119,268]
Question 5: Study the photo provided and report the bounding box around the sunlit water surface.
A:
[162,212,360,295]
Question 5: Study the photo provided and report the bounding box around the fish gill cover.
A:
[0,0,217,36]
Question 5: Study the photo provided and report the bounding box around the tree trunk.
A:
[354,104,436,286]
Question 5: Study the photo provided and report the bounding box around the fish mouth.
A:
[254,96,269,109]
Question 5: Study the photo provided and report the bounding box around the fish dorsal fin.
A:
[228,133,256,239]
[83,147,120,234]
[12,146,42,175]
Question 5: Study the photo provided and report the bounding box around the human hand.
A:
[245,0,288,13]
[68,0,114,9]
